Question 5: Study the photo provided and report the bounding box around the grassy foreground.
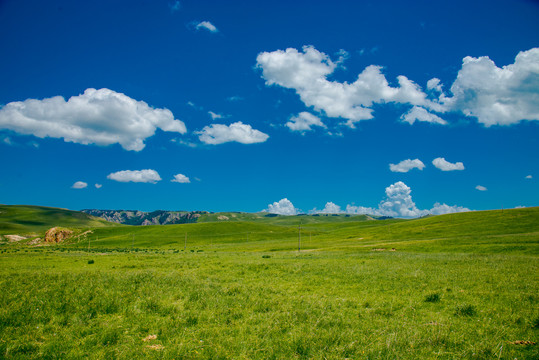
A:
[0,207,538,359]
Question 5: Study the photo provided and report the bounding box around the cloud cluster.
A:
[316,181,470,218]
[0,88,187,151]
[389,159,425,173]
[197,121,269,145]
[286,112,326,132]
[389,157,464,172]
[257,46,539,128]
[107,169,162,184]
[265,198,299,215]
[432,157,465,171]
[256,46,442,128]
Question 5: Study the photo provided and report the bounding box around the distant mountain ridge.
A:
[81,209,209,225]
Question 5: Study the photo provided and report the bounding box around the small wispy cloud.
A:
[208,111,225,120]
[169,1,181,13]
[525,175,532,179]
[227,96,244,102]
[72,181,88,189]
[475,185,487,191]
[195,21,218,33]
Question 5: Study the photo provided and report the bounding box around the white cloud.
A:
[95,183,102,189]
[321,181,470,218]
[427,78,443,92]
[0,88,186,151]
[197,121,269,145]
[256,46,440,128]
[196,21,218,33]
[208,111,224,120]
[286,112,326,132]
[265,198,298,215]
[71,181,88,189]
[432,157,465,171]
[389,159,425,173]
[476,185,487,191]
[107,169,162,184]
[171,173,190,183]
[400,106,447,125]
[377,181,428,218]
[443,47,539,126]
[525,175,532,179]
[429,202,470,215]
[257,46,539,129]
[311,202,344,214]
[227,96,244,102]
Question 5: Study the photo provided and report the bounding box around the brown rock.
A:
[44,227,73,243]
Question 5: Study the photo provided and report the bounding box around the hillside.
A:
[0,205,117,236]
[71,207,539,254]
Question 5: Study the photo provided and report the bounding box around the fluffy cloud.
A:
[316,181,470,218]
[445,47,539,126]
[196,21,218,33]
[389,159,425,173]
[265,198,298,215]
[71,181,88,189]
[311,202,344,214]
[256,46,440,128]
[197,121,269,145]
[476,185,487,191]
[432,157,465,171]
[171,173,190,183]
[400,106,447,125]
[257,45,539,128]
[107,169,162,184]
[0,88,186,151]
[286,112,326,132]
[429,202,470,215]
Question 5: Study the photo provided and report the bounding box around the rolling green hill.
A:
[1,206,538,359]
[67,206,539,254]
[0,205,118,236]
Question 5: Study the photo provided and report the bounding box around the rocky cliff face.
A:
[81,209,208,225]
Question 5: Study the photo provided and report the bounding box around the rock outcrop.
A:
[44,227,73,243]
[81,209,207,225]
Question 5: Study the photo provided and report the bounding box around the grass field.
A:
[0,206,538,359]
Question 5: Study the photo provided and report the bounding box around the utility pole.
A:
[184,233,187,251]
[88,235,91,253]
[132,234,134,251]
[298,222,302,252]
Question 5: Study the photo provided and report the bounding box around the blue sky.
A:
[0,0,538,216]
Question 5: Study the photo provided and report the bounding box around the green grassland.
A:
[0,206,538,359]
[0,205,116,236]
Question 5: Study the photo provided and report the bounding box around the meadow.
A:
[0,206,538,359]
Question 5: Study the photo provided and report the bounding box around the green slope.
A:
[66,207,539,254]
[0,205,118,235]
